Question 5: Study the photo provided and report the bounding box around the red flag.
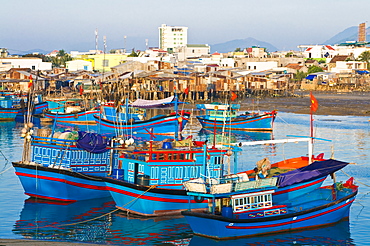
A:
[231,92,237,101]
[28,75,33,88]
[184,87,189,95]
[79,84,84,95]
[310,92,318,112]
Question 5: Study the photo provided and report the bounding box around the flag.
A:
[184,87,189,95]
[310,92,318,112]
[231,92,237,101]
[28,75,33,88]
[79,84,84,96]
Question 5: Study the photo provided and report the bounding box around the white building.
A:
[329,61,367,73]
[245,61,278,71]
[0,58,52,72]
[298,45,337,59]
[159,24,188,51]
[174,44,210,61]
[66,60,93,71]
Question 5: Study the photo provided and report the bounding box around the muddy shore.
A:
[237,91,370,116]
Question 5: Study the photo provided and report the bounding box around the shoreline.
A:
[236,91,370,117]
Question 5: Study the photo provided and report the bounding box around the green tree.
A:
[128,49,139,57]
[307,65,323,74]
[294,71,307,81]
[358,51,370,70]
[234,48,241,52]
[51,49,72,68]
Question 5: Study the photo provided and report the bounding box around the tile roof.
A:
[329,55,350,63]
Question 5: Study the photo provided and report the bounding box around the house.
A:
[298,45,337,59]
[329,61,367,73]
[174,44,210,61]
[286,63,308,73]
[0,57,52,72]
[66,60,93,71]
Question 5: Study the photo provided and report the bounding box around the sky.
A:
[1,0,369,54]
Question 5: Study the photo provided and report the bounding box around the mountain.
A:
[324,26,370,45]
[210,37,279,53]
[9,49,51,56]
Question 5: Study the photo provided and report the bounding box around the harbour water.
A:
[0,112,369,245]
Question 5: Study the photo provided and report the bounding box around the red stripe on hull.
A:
[15,172,106,191]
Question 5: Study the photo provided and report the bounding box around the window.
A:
[103,60,109,67]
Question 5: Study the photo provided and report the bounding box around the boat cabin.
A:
[197,103,240,120]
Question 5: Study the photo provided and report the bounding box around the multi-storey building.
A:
[158,24,188,52]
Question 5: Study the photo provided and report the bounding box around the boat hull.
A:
[196,112,276,131]
[183,189,357,239]
[12,162,111,202]
[94,112,190,135]
[44,110,99,124]
[0,108,19,121]
[104,178,208,216]
[0,102,48,121]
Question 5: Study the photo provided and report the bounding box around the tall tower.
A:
[95,28,99,53]
[358,23,366,42]
[158,24,188,51]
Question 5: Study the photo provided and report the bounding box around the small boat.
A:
[196,103,276,131]
[94,96,190,136]
[0,93,47,121]
[44,98,99,124]
[182,176,358,239]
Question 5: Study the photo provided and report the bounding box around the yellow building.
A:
[74,54,128,72]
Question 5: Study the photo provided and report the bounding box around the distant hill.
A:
[210,37,279,53]
[324,26,370,45]
[9,49,51,56]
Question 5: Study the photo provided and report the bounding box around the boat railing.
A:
[32,136,76,147]
[184,177,278,195]
[120,149,199,162]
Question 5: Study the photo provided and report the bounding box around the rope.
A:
[0,149,9,162]
[0,165,12,175]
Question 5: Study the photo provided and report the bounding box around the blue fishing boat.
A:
[44,99,99,124]
[196,103,277,131]
[0,93,47,120]
[101,137,346,217]
[182,176,357,239]
[94,96,190,136]
[12,130,117,202]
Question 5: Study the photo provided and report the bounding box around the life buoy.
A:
[194,196,204,203]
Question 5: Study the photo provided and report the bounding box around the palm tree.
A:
[358,51,370,70]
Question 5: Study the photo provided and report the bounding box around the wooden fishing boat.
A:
[94,96,190,136]
[12,130,116,202]
[101,138,347,217]
[196,103,276,131]
[44,99,99,124]
[182,177,357,239]
[0,94,48,121]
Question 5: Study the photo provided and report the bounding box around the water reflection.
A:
[13,197,354,246]
[13,198,192,245]
[197,128,273,143]
[189,220,354,246]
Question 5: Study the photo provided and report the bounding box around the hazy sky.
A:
[1,0,369,53]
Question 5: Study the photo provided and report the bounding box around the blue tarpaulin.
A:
[76,131,110,153]
[277,159,349,188]
[305,74,317,80]
[356,70,369,74]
